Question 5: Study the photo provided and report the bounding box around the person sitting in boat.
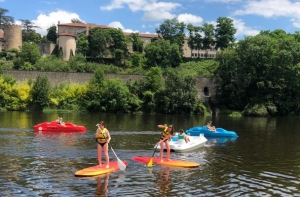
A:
[179,129,190,143]
[206,121,217,132]
[56,117,60,124]
[58,117,65,126]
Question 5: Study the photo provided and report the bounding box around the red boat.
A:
[33,121,86,132]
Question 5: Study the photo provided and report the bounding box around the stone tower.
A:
[3,24,22,51]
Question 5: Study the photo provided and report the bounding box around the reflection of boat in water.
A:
[186,126,238,138]
[206,136,238,145]
[157,133,207,152]
[33,121,86,132]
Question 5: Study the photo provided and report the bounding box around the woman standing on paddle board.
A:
[157,124,174,162]
[96,121,111,168]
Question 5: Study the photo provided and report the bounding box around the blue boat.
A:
[186,126,238,138]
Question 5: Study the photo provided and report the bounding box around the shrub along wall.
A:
[2,70,216,101]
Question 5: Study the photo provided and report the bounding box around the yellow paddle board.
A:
[74,161,128,177]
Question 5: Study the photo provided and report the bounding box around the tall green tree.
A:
[76,33,89,56]
[187,24,202,57]
[0,8,14,29]
[88,28,112,60]
[144,39,182,68]
[201,22,215,57]
[214,17,236,50]
[20,19,41,44]
[46,25,58,44]
[30,75,51,111]
[156,17,186,50]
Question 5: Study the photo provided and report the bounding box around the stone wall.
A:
[2,70,216,101]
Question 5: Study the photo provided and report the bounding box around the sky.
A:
[2,0,300,39]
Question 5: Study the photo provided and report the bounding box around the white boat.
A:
[156,133,207,153]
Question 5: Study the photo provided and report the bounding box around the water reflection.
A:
[156,166,171,196]
[95,174,109,197]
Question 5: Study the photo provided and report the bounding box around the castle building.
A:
[0,24,22,51]
[57,22,218,61]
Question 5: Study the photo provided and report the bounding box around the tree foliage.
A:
[215,17,236,50]
[215,30,300,116]
[0,8,14,29]
[30,75,51,110]
[46,25,57,44]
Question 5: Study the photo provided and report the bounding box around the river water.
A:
[0,111,300,197]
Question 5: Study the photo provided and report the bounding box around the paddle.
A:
[147,143,159,167]
[96,124,126,171]
[107,143,126,171]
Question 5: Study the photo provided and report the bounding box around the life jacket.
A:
[161,126,170,138]
[96,128,108,142]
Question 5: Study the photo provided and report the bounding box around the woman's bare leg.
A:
[159,141,164,162]
[165,141,171,160]
[97,144,102,166]
[103,143,109,168]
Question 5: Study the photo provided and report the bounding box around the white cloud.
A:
[177,13,203,25]
[143,10,176,21]
[232,18,260,38]
[101,0,180,12]
[31,10,83,36]
[101,0,181,21]
[108,21,139,33]
[206,0,240,3]
[233,0,300,27]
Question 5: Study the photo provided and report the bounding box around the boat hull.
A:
[33,121,86,132]
[186,126,238,137]
[157,134,207,152]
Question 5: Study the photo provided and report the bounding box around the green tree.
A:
[187,24,202,57]
[71,18,83,23]
[22,30,41,44]
[214,17,236,50]
[130,33,144,53]
[107,28,128,65]
[46,25,57,44]
[82,68,105,111]
[0,8,14,29]
[156,17,186,50]
[144,67,164,92]
[20,19,39,31]
[201,22,215,57]
[155,70,197,114]
[76,33,89,56]
[20,19,41,44]
[88,28,112,60]
[144,39,182,68]
[30,75,51,111]
[19,42,41,65]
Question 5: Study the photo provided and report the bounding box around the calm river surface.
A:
[1,111,300,197]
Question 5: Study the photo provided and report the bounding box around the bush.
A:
[243,103,269,117]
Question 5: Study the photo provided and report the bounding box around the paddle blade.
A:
[117,158,126,171]
[147,157,153,167]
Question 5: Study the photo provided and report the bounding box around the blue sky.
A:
[2,0,300,39]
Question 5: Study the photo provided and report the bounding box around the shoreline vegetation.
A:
[0,7,299,116]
